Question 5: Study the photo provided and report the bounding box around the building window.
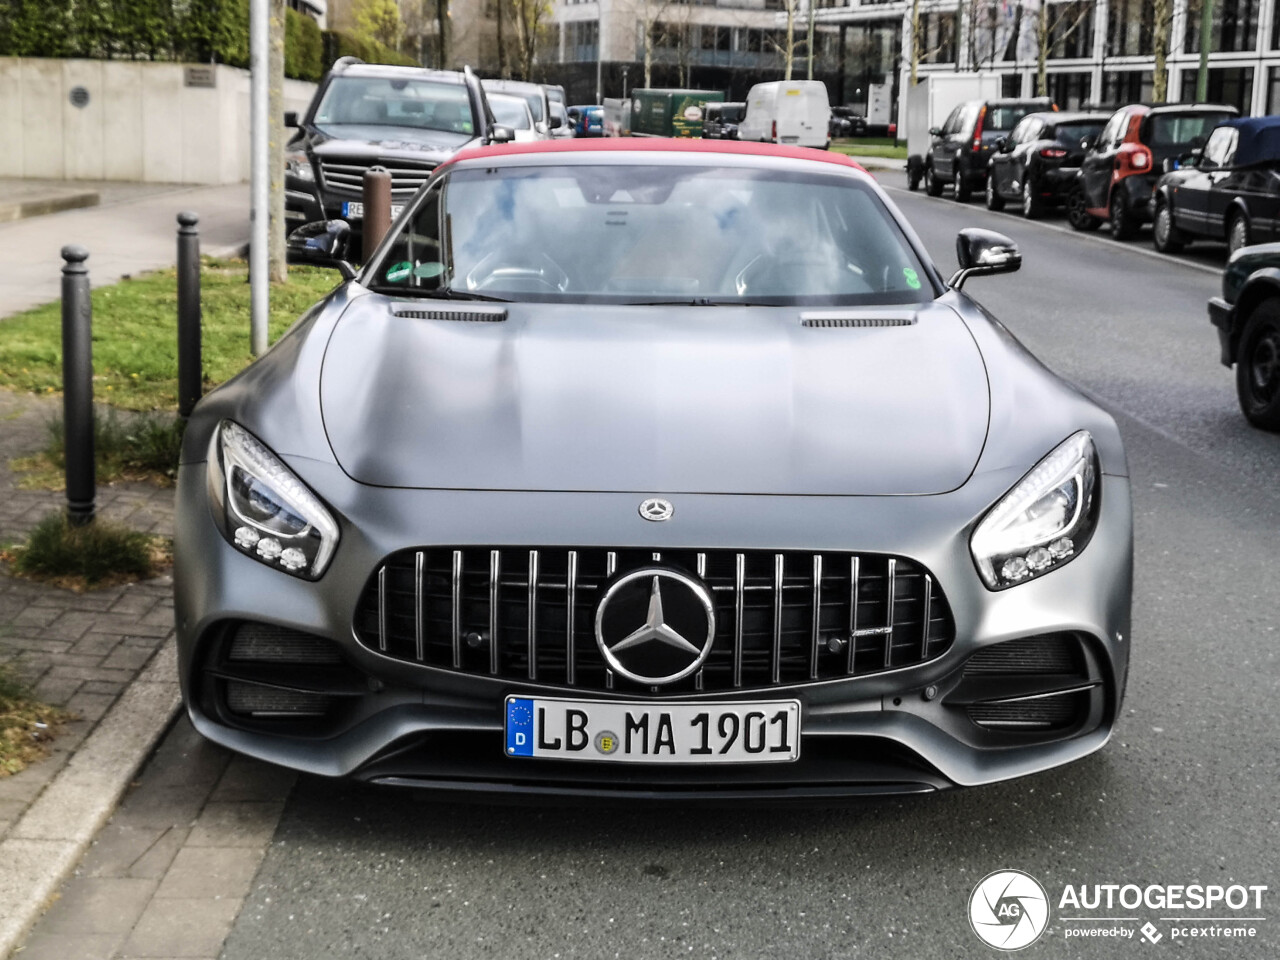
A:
[1107,0,1153,57]
[919,11,956,64]
[1185,0,1260,54]
[1178,66,1254,112]
[1046,70,1091,108]
[1268,66,1280,110]
[565,19,599,61]
[1101,69,1152,103]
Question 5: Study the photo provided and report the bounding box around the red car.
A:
[1069,102,1237,239]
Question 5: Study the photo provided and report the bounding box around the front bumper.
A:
[1119,174,1159,223]
[175,462,1133,798]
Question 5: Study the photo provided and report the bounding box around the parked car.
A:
[924,97,1054,201]
[738,80,831,150]
[284,59,496,239]
[829,105,868,139]
[487,93,544,142]
[1069,102,1237,239]
[986,111,1109,218]
[482,78,560,137]
[702,101,745,140]
[178,138,1132,797]
[1152,116,1280,254]
[1208,242,1280,430]
[543,84,574,140]
[569,104,604,137]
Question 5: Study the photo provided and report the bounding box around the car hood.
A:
[309,124,473,162]
[319,297,991,495]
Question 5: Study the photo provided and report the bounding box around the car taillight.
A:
[972,106,986,150]
[1117,144,1152,175]
[772,120,777,141]
[1131,146,1151,171]
[1039,147,1068,159]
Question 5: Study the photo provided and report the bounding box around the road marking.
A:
[883,183,1224,278]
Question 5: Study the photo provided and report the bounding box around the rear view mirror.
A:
[929,126,943,137]
[490,124,515,144]
[549,114,563,129]
[995,136,1010,153]
[1080,134,1097,151]
[950,228,1021,289]
[287,220,356,279]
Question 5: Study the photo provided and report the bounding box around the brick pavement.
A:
[0,388,177,839]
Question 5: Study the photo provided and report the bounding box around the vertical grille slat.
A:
[357,547,955,693]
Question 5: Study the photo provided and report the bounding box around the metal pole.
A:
[1196,0,1214,102]
[807,0,816,80]
[250,0,269,357]
[595,26,603,104]
[177,212,203,419]
[60,245,95,527]
[362,167,393,264]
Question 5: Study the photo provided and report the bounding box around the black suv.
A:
[924,97,1055,201]
[702,102,745,140]
[285,58,492,235]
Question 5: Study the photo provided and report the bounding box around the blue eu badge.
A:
[506,699,534,756]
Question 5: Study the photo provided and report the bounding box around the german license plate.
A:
[505,696,800,764]
[341,201,404,219]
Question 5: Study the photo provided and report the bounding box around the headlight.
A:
[207,421,338,579]
[285,151,314,182]
[970,431,1099,590]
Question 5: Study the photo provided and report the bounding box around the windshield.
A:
[371,164,932,306]
[314,77,474,133]
[490,97,532,130]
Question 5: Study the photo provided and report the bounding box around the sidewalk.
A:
[0,180,249,320]
[0,180,251,958]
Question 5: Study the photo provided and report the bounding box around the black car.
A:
[701,101,745,140]
[924,98,1055,201]
[829,105,868,139]
[1072,102,1237,239]
[985,111,1109,219]
[284,59,491,242]
[1208,242,1280,430]
[1153,116,1280,254]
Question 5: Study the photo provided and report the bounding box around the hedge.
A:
[0,0,385,81]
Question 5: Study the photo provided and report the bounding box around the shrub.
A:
[285,8,324,82]
[11,512,160,586]
[42,409,186,484]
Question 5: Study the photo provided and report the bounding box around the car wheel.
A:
[1021,178,1043,219]
[1228,214,1251,255]
[907,167,921,191]
[1066,187,1101,231]
[952,167,972,202]
[1110,192,1137,241]
[925,163,944,197]
[1153,202,1187,254]
[1235,300,1280,431]
[985,174,1005,211]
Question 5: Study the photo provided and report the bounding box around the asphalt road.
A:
[219,191,1280,960]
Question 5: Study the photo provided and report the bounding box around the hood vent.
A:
[391,304,508,323]
[800,310,917,329]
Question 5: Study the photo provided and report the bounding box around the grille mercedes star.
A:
[354,548,955,693]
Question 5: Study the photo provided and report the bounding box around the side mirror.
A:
[284,111,299,127]
[287,220,356,280]
[995,136,1010,153]
[1080,133,1097,151]
[929,126,943,137]
[949,227,1021,289]
[489,124,515,144]
[549,114,563,130]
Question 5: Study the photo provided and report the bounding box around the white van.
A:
[738,80,831,149]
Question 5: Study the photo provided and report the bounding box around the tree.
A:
[354,0,405,51]
[633,0,673,88]
[1033,0,1094,97]
[510,0,552,80]
[1151,0,1174,100]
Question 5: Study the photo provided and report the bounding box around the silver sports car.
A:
[174,139,1132,798]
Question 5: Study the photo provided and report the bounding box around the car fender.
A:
[1229,268,1280,358]
[1225,196,1252,236]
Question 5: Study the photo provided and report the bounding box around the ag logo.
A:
[968,869,1049,951]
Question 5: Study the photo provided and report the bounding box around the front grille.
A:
[226,680,334,717]
[319,159,435,200]
[963,635,1083,676]
[354,547,955,693]
[228,622,344,664]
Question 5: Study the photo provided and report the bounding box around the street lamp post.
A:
[250,0,269,357]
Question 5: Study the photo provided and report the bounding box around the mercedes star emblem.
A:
[594,568,715,684]
[638,497,674,522]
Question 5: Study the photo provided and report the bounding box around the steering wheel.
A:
[467,252,570,294]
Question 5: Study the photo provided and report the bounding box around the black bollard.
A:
[176,212,202,418]
[60,245,95,526]
[362,166,392,265]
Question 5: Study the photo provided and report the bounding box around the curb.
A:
[0,192,101,224]
[0,642,181,960]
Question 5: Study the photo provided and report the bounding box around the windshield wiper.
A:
[404,288,511,303]
[622,298,775,307]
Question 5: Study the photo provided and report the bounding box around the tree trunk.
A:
[1152,0,1172,101]
[910,0,920,85]
[268,0,286,283]
[1036,0,1049,97]
[784,0,794,80]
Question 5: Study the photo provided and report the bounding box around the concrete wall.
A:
[0,58,317,184]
